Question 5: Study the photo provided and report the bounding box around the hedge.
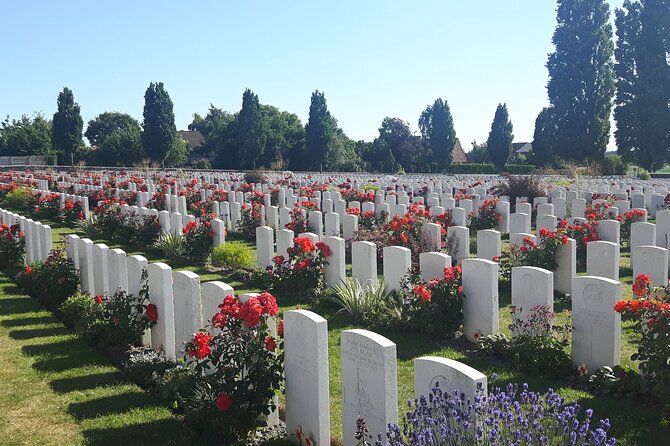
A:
[446,163,535,174]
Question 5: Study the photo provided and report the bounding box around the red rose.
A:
[265,336,277,352]
[146,303,158,322]
[278,319,284,337]
[94,295,104,304]
[257,292,279,316]
[211,312,226,328]
[25,266,33,275]
[216,393,234,411]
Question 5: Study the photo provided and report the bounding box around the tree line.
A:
[0,0,667,172]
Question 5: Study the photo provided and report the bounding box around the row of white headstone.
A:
[0,208,52,263]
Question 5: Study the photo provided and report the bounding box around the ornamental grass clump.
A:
[374,380,616,446]
[181,292,283,444]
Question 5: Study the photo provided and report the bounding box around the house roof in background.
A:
[452,138,471,163]
[512,142,532,154]
[177,130,204,149]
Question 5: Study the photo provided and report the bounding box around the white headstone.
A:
[414,356,487,402]
[284,310,330,446]
[462,258,499,342]
[383,246,411,292]
[341,329,397,446]
[571,276,621,372]
[148,262,176,360]
[172,270,202,357]
[586,241,620,281]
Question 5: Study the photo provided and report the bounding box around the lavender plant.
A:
[374,378,616,446]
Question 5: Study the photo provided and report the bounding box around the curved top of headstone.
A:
[342,328,395,349]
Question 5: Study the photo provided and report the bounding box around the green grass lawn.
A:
[11,213,670,444]
[0,274,203,446]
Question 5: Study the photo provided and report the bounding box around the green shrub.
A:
[121,347,176,389]
[639,171,651,180]
[3,187,33,210]
[15,249,79,309]
[601,154,629,175]
[211,242,254,270]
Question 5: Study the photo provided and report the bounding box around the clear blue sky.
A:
[1,0,624,150]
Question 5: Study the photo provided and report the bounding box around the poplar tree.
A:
[418,98,456,170]
[142,82,176,163]
[52,87,83,165]
[615,0,670,170]
[486,103,514,170]
[545,0,615,161]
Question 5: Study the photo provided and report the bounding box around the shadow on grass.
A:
[8,326,70,339]
[575,393,670,445]
[68,392,158,420]
[50,371,123,394]
[22,339,108,373]
[0,296,35,316]
[0,315,55,327]
[82,418,202,446]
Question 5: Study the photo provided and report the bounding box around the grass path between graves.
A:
[31,216,670,444]
[0,274,203,446]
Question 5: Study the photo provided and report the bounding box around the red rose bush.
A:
[182,292,283,443]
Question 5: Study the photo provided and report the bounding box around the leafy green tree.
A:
[468,140,490,164]
[419,98,456,170]
[0,114,52,156]
[95,126,144,166]
[52,87,83,164]
[85,112,140,147]
[369,117,417,172]
[615,0,670,171]
[190,105,238,168]
[142,82,176,164]
[545,0,615,161]
[260,105,305,170]
[486,103,514,170]
[164,136,190,168]
[236,89,267,169]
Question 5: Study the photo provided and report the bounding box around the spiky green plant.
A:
[75,215,102,239]
[153,232,185,261]
[326,277,392,322]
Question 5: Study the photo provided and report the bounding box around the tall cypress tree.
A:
[418,98,456,170]
[236,89,266,169]
[486,103,514,170]
[305,90,333,171]
[532,107,557,166]
[52,87,83,165]
[142,82,176,164]
[616,0,670,170]
[614,1,643,165]
[545,0,615,161]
